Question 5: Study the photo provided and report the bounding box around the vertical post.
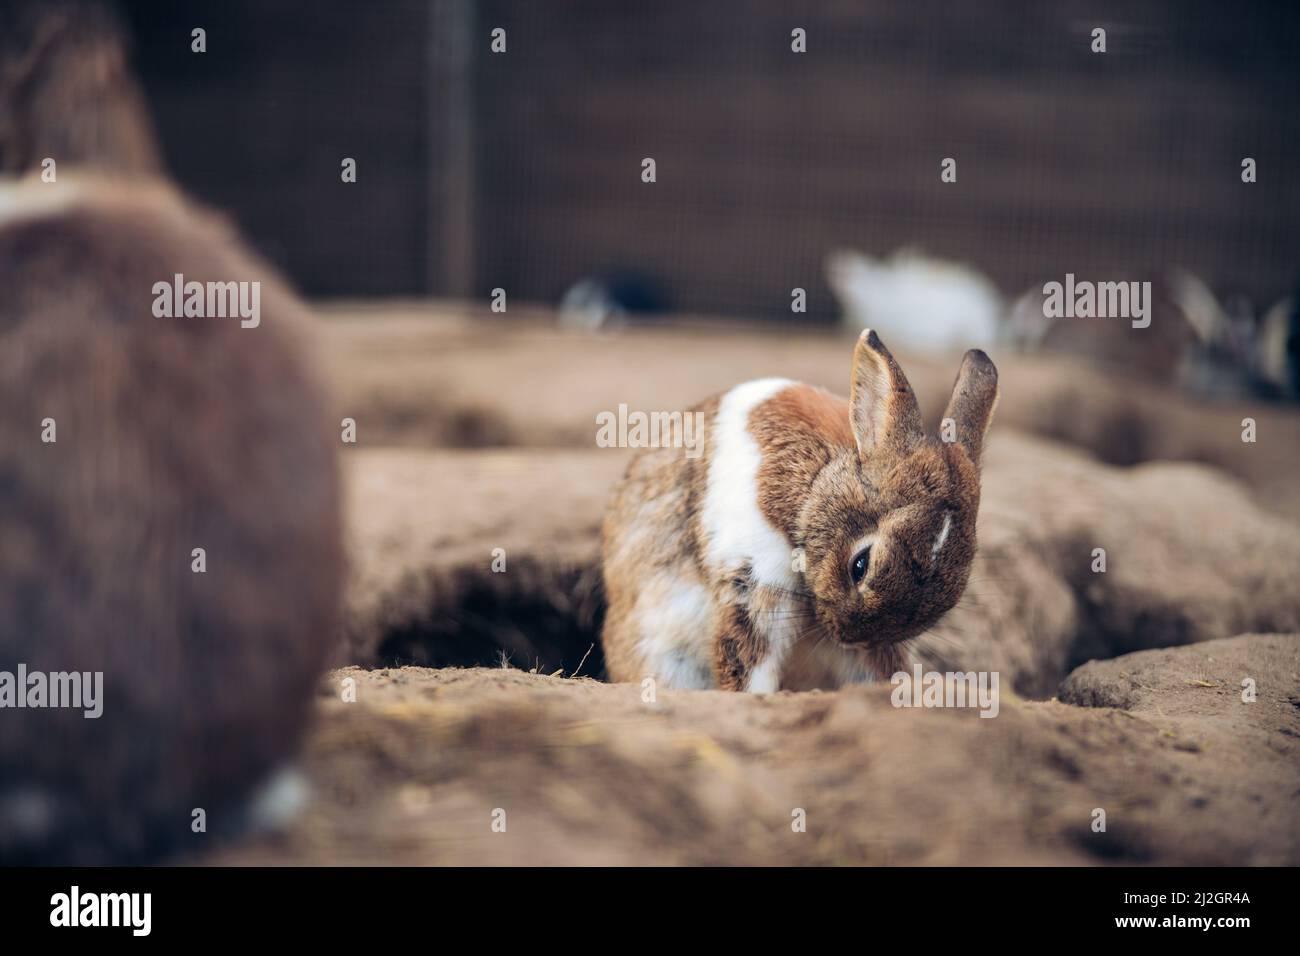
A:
[427,0,476,298]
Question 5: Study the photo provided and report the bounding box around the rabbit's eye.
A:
[850,547,871,584]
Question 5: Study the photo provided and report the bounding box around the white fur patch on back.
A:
[702,377,798,589]
[703,378,803,694]
[0,179,80,230]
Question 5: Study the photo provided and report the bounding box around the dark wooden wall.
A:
[124,0,429,297]
[122,0,1300,317]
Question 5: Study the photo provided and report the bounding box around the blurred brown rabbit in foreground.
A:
[0,0,163,176]
[0,176,344,863]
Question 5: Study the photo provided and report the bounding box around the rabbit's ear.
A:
[941,349,999,467]
[1168,270,1225,346]
[850,329,924,461]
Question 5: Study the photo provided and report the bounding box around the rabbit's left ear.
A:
[941,349,999,466]
[850,329,924,461]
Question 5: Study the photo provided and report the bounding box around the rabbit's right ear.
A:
[850,329,924,461]
[941,349,999,467]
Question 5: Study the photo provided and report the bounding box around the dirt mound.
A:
[1060,632,1300,715]
[204,633,1300,866]
[341,447,625,670]
[342,433,1300,696]
[320,308,1300,519]
[914,433,1300,695]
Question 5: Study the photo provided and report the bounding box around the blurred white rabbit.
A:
[826,248,1003,353]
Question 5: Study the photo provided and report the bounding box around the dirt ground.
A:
[318,302,1300,520]
[210,634,1300,865]
[211,304,1300,865]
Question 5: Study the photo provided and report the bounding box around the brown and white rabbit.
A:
[0,175,343,863]
[601,330,998,692]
